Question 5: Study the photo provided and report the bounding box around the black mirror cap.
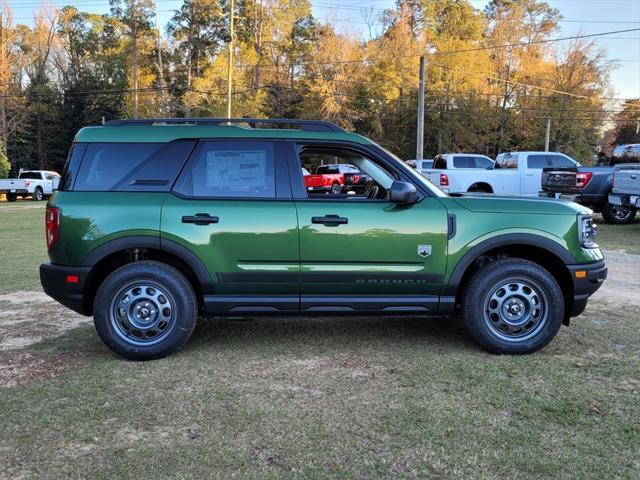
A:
[389,180,417,204]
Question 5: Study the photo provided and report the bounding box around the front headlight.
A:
[578,214,598,248]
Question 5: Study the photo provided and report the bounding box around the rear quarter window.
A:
[72,140,196,192]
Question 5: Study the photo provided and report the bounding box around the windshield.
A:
[375,145,448,197]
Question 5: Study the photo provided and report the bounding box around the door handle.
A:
[312,215,348,225]
[182,213,219,225]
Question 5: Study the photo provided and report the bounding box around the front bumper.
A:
[609,193,640,208]
[567,260,607,317]
[40,262,92,316]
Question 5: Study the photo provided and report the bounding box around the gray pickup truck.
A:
[609,164,640,209]
[540,144,640,224]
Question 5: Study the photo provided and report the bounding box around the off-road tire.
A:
[462,258,564,354]
[32,187,44,201]
[601,200,636,225]
[93,261,198,360]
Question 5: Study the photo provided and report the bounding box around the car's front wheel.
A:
[93,261,198,360]
[462,258,563,354]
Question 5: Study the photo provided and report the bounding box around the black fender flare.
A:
[443,233,576,297]
[81,235,215,294]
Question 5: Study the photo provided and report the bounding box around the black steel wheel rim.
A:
[109,281,177,346]
[483,277,549,343]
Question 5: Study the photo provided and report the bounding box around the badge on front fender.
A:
[417,245,432,257]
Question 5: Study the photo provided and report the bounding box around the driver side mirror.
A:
[389,180,417,205]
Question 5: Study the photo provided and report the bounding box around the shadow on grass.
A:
[37,314,478,360]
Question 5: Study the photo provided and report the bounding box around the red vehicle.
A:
[303,164,369,194]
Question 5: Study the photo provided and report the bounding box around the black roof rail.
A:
[103,118,344,133]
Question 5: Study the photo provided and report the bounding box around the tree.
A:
[110,0,155,117]
[609,99,640,147]
[0,140,9,178]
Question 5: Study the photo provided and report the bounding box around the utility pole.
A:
[226,0,235,119]
[416,56,425,160]
[544,115,551,152]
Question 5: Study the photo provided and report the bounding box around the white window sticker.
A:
[206,150,267,191]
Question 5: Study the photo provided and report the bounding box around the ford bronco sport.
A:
[40,118,607,360]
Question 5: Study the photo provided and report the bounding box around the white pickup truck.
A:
[422,153,494,191]
[0,170,60,202]
[425,151,579,196]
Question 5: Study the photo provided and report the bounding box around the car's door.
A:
[523,154,547,195]
[287,141,449,313]
[161,140,300,314]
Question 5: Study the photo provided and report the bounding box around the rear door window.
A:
[73,141,196,192]
[474,156,493,168]
[452,156,474,168]
[173,141,276,198]
[527,155,547,169]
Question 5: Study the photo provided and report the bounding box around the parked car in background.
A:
[0,170,60,202]
[608,163,640,209]
[426,152,578,196]
[303,163,371,194]
[540,145,640,224]
[406,159,434,173]
[421,154,494,191]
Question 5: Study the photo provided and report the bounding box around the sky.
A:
[6,0,640,99]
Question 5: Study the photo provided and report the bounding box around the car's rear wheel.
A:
[32,187,43,201]
[93,261,198,360]
[330,182,341,195]
[6,193,16,202]
[601,200,636,224]
[461,258,563,354]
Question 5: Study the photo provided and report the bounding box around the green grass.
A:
[0,200,47,293]
[594,214,640,254]
[0,199,639,478]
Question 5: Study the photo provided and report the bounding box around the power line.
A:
[240,27,640,70]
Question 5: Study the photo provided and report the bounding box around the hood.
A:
[450,195,590,215]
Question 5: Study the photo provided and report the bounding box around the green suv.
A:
[40,118,607,360]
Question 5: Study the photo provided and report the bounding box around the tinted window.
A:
[19,172,42,179]
[547,155,575,168]
[174,141,276,198]
[59,143,87,191]
[433,157,447,169]
[475,157,493,168]
[74,141,195,192]
[75,143,161,190]
[316,165,339,174]
[527,155,547,169]
[452,156,474,168]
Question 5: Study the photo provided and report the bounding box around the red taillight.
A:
[66,275,79,284]
[45,207,59,250]
[440,173,449,187]
[576,172,592,189]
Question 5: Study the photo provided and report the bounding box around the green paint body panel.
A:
[46,122,605,315]
[48,191,166,265]
[161,196,300,295]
